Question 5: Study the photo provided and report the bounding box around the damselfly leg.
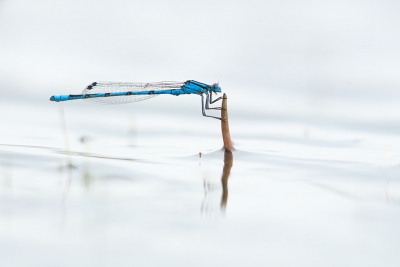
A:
[201,94,221,120]
[205,91,223,111]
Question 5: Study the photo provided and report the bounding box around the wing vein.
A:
[81,81,185,105]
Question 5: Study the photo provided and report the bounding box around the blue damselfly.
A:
[50,80,223,120]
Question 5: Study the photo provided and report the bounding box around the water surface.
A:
[1,95,399,266]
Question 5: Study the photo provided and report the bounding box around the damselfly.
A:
[50,80,223,120]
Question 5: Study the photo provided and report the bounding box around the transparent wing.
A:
[81,81,186,105]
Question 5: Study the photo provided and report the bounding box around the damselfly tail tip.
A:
[49,96,58,102]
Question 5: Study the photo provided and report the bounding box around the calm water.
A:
[1,92,399,267]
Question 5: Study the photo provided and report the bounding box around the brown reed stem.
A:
[221,93,233,151]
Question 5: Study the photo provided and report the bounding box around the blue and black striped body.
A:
[49,80,220,102]
[49,79,223,120]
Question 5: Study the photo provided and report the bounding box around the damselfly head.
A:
[211,83,222,93]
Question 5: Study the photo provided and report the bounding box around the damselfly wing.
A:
[82,81,186,104]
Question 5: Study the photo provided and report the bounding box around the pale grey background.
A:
[1,0,399,116]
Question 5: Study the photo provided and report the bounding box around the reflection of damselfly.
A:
[50,80,223,120]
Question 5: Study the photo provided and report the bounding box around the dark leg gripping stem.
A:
[205,92,223,110]
[201,94,222,120]
[210,92,223,104]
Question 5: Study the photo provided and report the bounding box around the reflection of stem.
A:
[221,93,233,151]
[59,106,73,168]
[59,106,73,229]
[80,137,92,191]
[60,163,72,231]
[221,149,233,212]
